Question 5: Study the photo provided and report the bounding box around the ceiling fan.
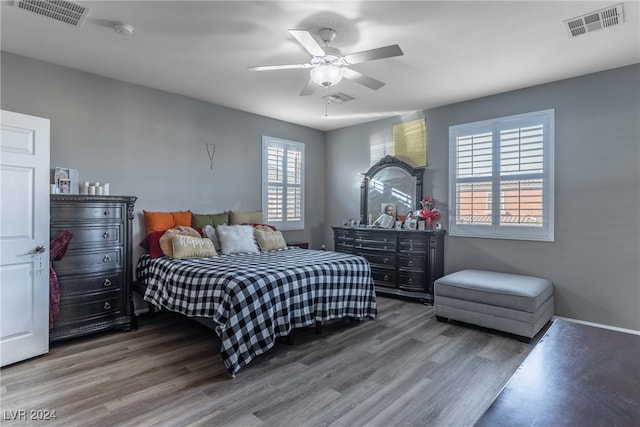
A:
[248,28,403,96]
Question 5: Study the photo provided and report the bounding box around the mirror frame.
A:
[360,155,425,224]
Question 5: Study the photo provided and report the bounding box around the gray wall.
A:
[3,51,637,330]
[326,64,640,331]
[1,52,326,260]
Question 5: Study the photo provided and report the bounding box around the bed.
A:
[136,246,376,376]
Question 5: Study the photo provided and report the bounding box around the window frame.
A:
[448,109,555,241]
[261,136,305,231]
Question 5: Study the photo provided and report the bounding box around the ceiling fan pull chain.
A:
[325,87,330,117]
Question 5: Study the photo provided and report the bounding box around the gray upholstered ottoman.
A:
[434,269,554,342]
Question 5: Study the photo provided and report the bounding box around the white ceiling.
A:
[1,1,638,131]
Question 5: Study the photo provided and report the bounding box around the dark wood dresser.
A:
[333,227,445,302]
[50,195,137,341]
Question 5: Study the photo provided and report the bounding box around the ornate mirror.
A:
[360,155,424,224]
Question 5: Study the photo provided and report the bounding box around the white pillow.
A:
[216,225,259,254]
[202,224,221,251]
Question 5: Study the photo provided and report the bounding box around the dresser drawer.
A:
[52,247,123,275]
[399,237,428,254]
[371,268,396,288]
[51,203,124,222]
[335,240,355,253]
[399,255,426,270]
[58,272,124,298]
[51,223,123,250]
[334,229,354,240]
[398,271,426,292]
[354,232,397,251]
[53,291,122,325]
[359,251,397,268]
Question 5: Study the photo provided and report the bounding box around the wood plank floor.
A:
[1,297,537,427]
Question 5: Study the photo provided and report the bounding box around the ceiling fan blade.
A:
[247,63,312,71]
[299,79,315,96]
[289,29,325,57]
[343,44,404,65]
[343,68,385,90]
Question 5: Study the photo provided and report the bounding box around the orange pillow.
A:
[143,210,192,234]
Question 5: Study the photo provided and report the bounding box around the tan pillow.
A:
[254,228,287,251]
[171,235,217,259]
[229,210,263,225]
[159,226,201,257]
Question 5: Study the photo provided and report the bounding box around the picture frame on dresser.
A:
[49,194,137,341]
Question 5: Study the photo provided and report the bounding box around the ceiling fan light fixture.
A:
[310,64,343,87]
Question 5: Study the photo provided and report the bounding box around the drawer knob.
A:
[408,260,413,266]
[103,255,111,263]
[384,275,389,281]
[103,302,111,310]
[103,232,110,239]
[408,278,414,284]
[103,210,111,216]
[383,257,389,263]
[103,279,112,287]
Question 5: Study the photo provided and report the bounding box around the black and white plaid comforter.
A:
[137,247,376,376]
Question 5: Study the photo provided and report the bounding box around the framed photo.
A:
[54,167,79,194]
[408,218,418,230]
[381,203,397,219]
[58,178,72,194]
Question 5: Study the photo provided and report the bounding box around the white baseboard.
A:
[553,315,640,335]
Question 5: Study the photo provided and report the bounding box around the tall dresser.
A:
[333,227,445,302]
[50,195,137,341]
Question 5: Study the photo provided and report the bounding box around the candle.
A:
[50,184,57,194]
[103,183,110,195]
[88,185,96,195]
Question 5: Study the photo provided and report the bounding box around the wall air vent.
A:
[563,3,624,37]
[13,0,89,27]
[322,92,355,104]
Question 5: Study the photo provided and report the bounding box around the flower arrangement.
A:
[418,197,441,229]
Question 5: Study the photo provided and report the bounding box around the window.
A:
[262,136,304,231]
[449,110,554,241]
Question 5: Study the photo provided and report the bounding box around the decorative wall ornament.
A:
[206,143,216,171]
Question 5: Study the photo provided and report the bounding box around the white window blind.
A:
[262,136,304,230]
[449,110,554,241]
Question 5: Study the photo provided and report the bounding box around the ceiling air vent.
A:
[13,0,89,27]
[563,3,624,37]
[323,92,355,104]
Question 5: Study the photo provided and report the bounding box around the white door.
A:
[0,110,50,367]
